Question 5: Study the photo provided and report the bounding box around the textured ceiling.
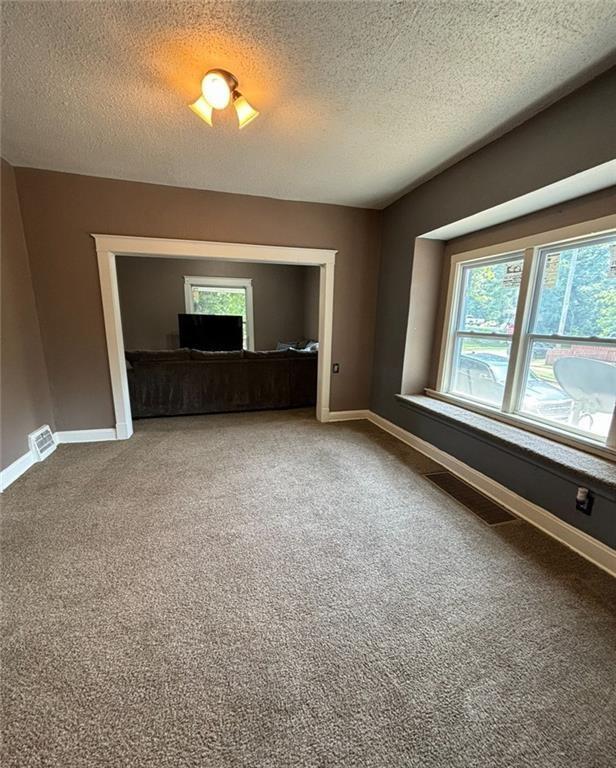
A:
[2,1,615,208]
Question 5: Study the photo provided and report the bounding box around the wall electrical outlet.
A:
[332,363,340,374]
[575,487,593,515]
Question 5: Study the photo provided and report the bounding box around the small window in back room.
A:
[185,276,253,350]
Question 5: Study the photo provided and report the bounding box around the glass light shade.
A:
[189,96,213,126]
[202,71,231,110]
[234,94,259,129]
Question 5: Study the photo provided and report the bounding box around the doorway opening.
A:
[115,253,321,422]
[93,235,336,438]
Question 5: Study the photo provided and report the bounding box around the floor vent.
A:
[423,471,516,526]
[28,425,56,462]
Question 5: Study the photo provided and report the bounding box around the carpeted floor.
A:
[2,409,615,767]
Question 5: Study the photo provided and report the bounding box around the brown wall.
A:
[14,168,381,429]
[1,159,54,470]
[116,256,319,351]
[303,265,321,341]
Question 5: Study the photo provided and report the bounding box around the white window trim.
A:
[183,276,255,351]
[435,213,616,461]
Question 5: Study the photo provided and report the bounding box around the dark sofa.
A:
[125,348,317,418]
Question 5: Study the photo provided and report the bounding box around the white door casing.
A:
[94,235,337,438]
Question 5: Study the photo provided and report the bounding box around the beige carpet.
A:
[2,409,615,767]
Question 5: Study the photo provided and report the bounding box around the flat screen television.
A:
[178,314,243,351]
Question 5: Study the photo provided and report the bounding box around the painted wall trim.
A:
[0,449,36,491]
[93,234,337,430]
[55,428,118,443]
[422,160,616,241]
[326,410,371,422]
[0,428,118,491]
[92,234,336,266]
[363,410,615,578]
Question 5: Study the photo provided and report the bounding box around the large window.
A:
[438,228,616,454]
[184,276,254,350]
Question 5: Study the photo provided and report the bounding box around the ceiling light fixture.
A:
[232,91,260,129]
[189,68,259,129]
[189,96,213,127]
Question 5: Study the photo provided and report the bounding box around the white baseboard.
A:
[1,427,119,491]
[54,428,117,443]
[115,421,133,440]
[326,409,371,422]
[0,449,36,492]
[5,410,614,575]
[365,411,616,578]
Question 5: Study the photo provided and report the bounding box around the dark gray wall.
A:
[116,256,319,351]
[397,400,616,549]
[371,67,616,547]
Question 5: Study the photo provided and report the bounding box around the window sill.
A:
[395,393,616,497]
[425,389,615,460]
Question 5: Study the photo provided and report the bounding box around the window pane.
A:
[191,286,248,348]
[532,237,616,338]
[518,341,616,440]
[458,256,523,334]
[191,286,246,319]
[450,337,512,407]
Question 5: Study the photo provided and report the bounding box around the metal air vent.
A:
[28,425,56,462]
[424,471,516,526]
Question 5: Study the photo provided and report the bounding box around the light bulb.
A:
[202,71,232,110]
[233,93,259,129]
[189,96,213,126]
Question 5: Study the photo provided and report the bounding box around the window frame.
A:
[445,250,526,411]
[434,215,616,460]
[183,276,255,351]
